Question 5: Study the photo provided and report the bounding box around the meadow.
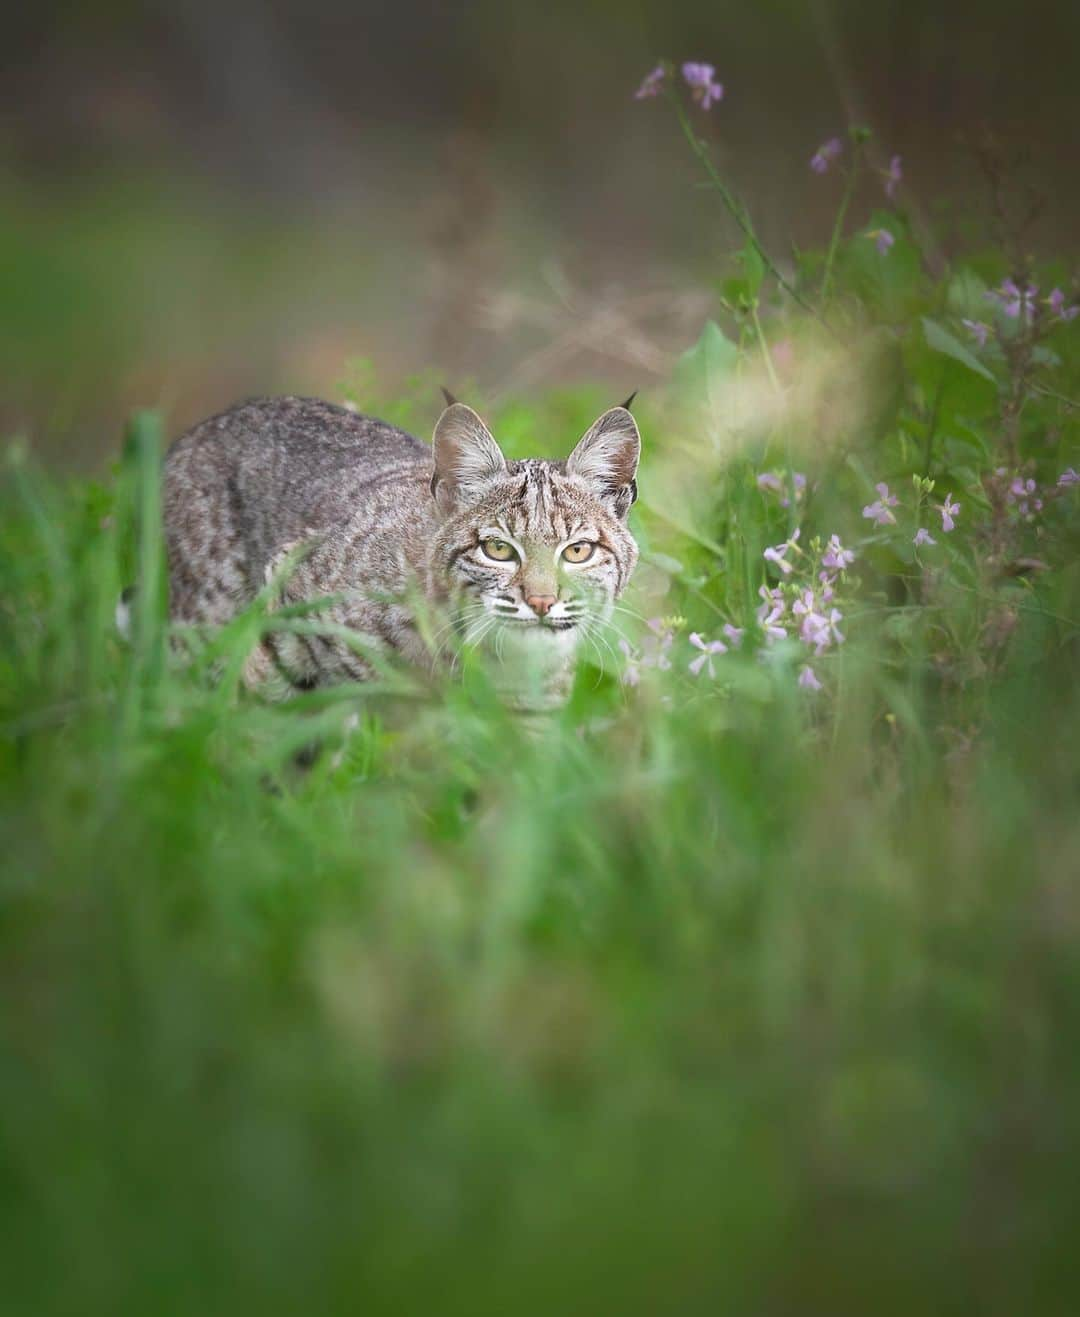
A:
[2,65,1080,1315]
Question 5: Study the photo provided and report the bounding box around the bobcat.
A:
[163,394,641,710]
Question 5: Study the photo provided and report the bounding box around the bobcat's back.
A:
[164,396,431,624]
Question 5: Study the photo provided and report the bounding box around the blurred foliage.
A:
[3,35,1080,1317]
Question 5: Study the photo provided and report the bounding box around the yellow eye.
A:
[562,541,595,564]
[482,538,517,562]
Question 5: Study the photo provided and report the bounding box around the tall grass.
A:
[2,358,1080,1313]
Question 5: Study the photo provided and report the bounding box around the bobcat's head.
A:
[428,400,641,706]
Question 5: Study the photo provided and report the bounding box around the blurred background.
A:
[3,0,1079,467]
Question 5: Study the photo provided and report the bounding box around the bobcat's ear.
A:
[431,403,507,512]
[565,407,641,519]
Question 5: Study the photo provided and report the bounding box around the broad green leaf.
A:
[672,320,739,417]
[922,317,996,383]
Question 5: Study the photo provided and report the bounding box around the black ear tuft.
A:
[620,390,638,411]
[440,385,459,408]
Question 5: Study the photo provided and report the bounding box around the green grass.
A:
[4,105,1080,1308]
[2,367,1080,1315]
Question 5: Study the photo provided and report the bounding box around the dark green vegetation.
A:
[4,98,1080,1317]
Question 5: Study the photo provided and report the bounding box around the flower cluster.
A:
[810,137,843,174]
[821,534,856,570]
[986,466,1079,523]
[984,280,1078,325]
[687,625,744,677]
[634,61,723,110]
[987,279,1038,322]
[620,617,746,686]
[756,530,857,691]
[1048,288,1079,323]
[634,65,666,100]
[869,228,895,256]
[1001,472,1043,518]
[757,470,806,507]
[682,62,723,109]
[810,135,902,202]
[618,617,674,686]
[862,479,959,543]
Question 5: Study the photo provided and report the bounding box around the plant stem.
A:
[668,93,830,330]
[749,300,799,532]
[922,374,945,477]
[820,145,860,304]
[749,300,781,396]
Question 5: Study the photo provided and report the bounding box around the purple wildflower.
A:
[798,665,824,692]
[962,319,991,348]
[862,482,899,527]
[681,62,723,109]
[792,592,823,645]
[1048,288,1080,323]
[784,473,807,507]
[821,534,855,571]
[913,527,936,548]
[688,632,728,677]
[620,619,678,684]
[873,228,895,256]
[763,528,801,576]
[1058,468,1080,488]
[644,618,674,670]
[810,137,843,174]
[791,589,815,620]
[987,279,1038,322]
[938,494,960,532]
[883,154,902,200]
[818,571,836,602]
[1007,478,1042,517]
[634,64,666,100]
[617,638,642,686]
[757,584,784,614]
[756,585,787,642]
[792,590,843,654]
[722,623,745,648]
[757,470,806,507]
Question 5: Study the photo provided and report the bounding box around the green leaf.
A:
[643,551,685,577]
[740,237,765,299]
[672,320,739,417]
[921,317,996,383]
[1031,345,1062,368]
[944,268,989,319]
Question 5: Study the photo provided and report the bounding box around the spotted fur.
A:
[164,395,641,709]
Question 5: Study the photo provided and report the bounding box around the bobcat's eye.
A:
[562,541,595,564]
[481,538,517,563]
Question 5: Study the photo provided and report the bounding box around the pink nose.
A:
[526,594,556,617]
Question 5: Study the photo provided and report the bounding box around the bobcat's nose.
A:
[526,593,557,617]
